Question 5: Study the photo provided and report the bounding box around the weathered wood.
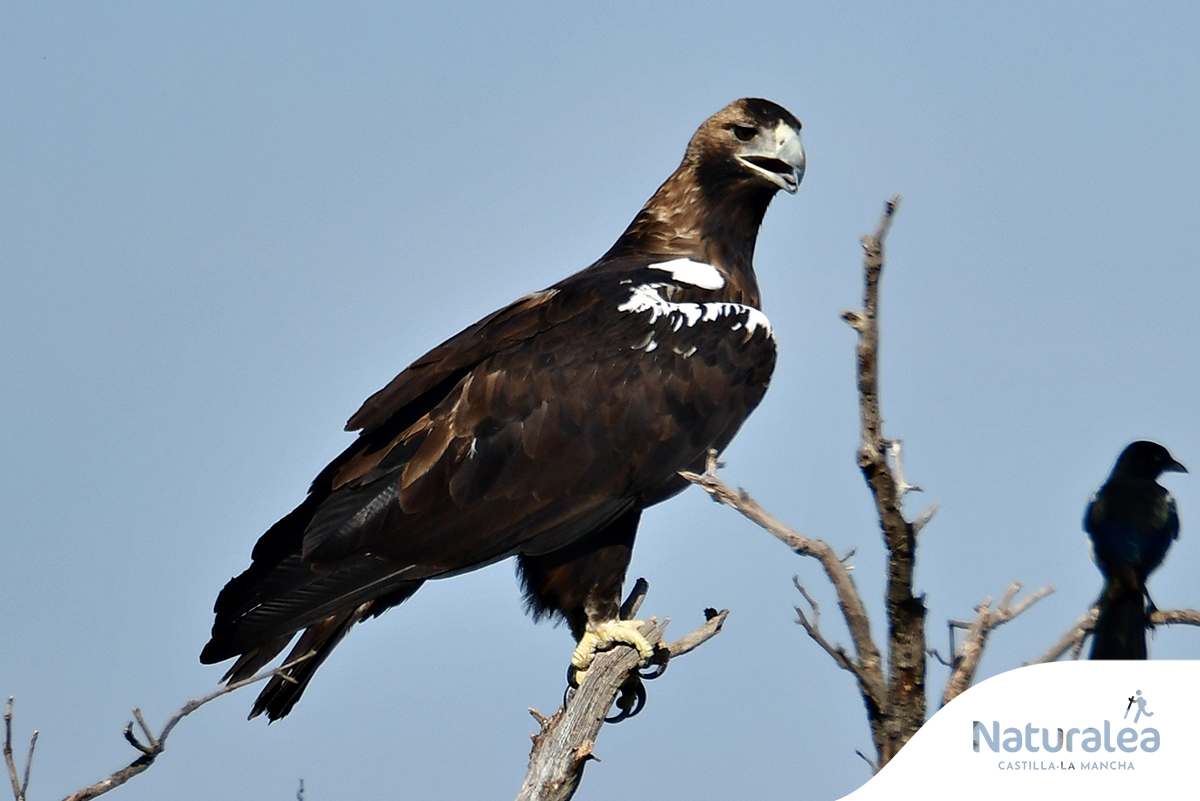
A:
[515,606,728,801]
[681,459,887,757]
[1036,606,1200,664]
[939,582,1053,706]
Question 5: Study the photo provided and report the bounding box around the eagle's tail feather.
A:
[201,486,428,720]
[248,609,360,721]
[1090,574,1148,660]
[247,578,426,720]
[201,554,424,664]
[220,633,294,684]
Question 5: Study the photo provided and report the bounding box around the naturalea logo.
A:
[972,690,1160,771]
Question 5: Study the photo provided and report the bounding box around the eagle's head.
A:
[686,98,806,196]
[603,98,806,289]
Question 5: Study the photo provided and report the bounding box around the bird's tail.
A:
[215,579,425,721]
[1090,571,1148,660]
[201,493,426,720]
[247,608,360,721]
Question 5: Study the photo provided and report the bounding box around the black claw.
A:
[604,675,647,723]
[639,643,670,681]
[564,664,580,708]
[639,664,666,680]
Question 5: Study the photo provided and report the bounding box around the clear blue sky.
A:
[3,3,1197,799]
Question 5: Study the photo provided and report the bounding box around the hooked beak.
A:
[1166,458,1188,474]
[736,120,805,194]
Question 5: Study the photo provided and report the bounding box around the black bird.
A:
[201,98,805,719]
[1085,441,1186,659]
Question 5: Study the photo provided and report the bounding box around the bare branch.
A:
[679,462,881,685]
[854,749,878,773]
[131,709,156,750]
[1035,607,1097,663]
[515,583,728,801]
[1153,608,1200,626]
[682,197,942,766]
[911,504,939,536]
[680,462,887,754]
[884,439,922,497]
[1070,632,1088,661]
[4,698,19,801]
[618,577,649,621]
[121,724,153,757]
[19,731,35,801]
[925,648,953,668]
[842,195,931,764]
[52,652,315,801]
[528,708,549,730]
[1036,606,1200,663]
[792,578,883,702]
[941,583,1053,705]
[4,697,36,801]
[662,608,729,659]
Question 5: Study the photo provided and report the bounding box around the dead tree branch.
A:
[681,455,887,757]
[840,195,931,762]
[684,198,1061,768]
[2,653,317,801]
[1150,609,1200,626]
[938,582,1054,705]
[1036,606,1200,663]
[684,198,927,766]
[793,577,885,706]
[4,699,36,801]
[515,582,728,801]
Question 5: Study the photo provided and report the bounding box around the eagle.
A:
[201,97,805,719]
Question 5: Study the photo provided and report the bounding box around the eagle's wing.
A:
[203,271,774,663]
[305,272,774,566]
[342,287,567,434]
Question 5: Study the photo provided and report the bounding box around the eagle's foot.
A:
[569,619,657,686]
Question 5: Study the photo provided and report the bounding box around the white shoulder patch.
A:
[617,284,773,339]
[647,258,725,290]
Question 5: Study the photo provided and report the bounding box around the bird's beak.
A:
[736,121,805,194]
[1166,458,1188,474]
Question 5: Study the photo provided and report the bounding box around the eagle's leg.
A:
[517,508,658,685]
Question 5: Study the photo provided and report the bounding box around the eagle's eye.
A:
[731,124,757,142]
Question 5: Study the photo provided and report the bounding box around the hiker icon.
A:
[1124,690,1154,724]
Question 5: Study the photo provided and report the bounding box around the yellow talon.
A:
[571,631,603,671]
[570,619,656,684]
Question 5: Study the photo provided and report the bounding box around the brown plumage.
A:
[201,98,805,719]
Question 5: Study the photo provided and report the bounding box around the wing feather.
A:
[345,289,562,433]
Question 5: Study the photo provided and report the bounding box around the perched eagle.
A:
[201,98,805,719]
[1086,440,1185,659]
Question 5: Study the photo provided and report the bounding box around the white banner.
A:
[839,661,1200,799]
